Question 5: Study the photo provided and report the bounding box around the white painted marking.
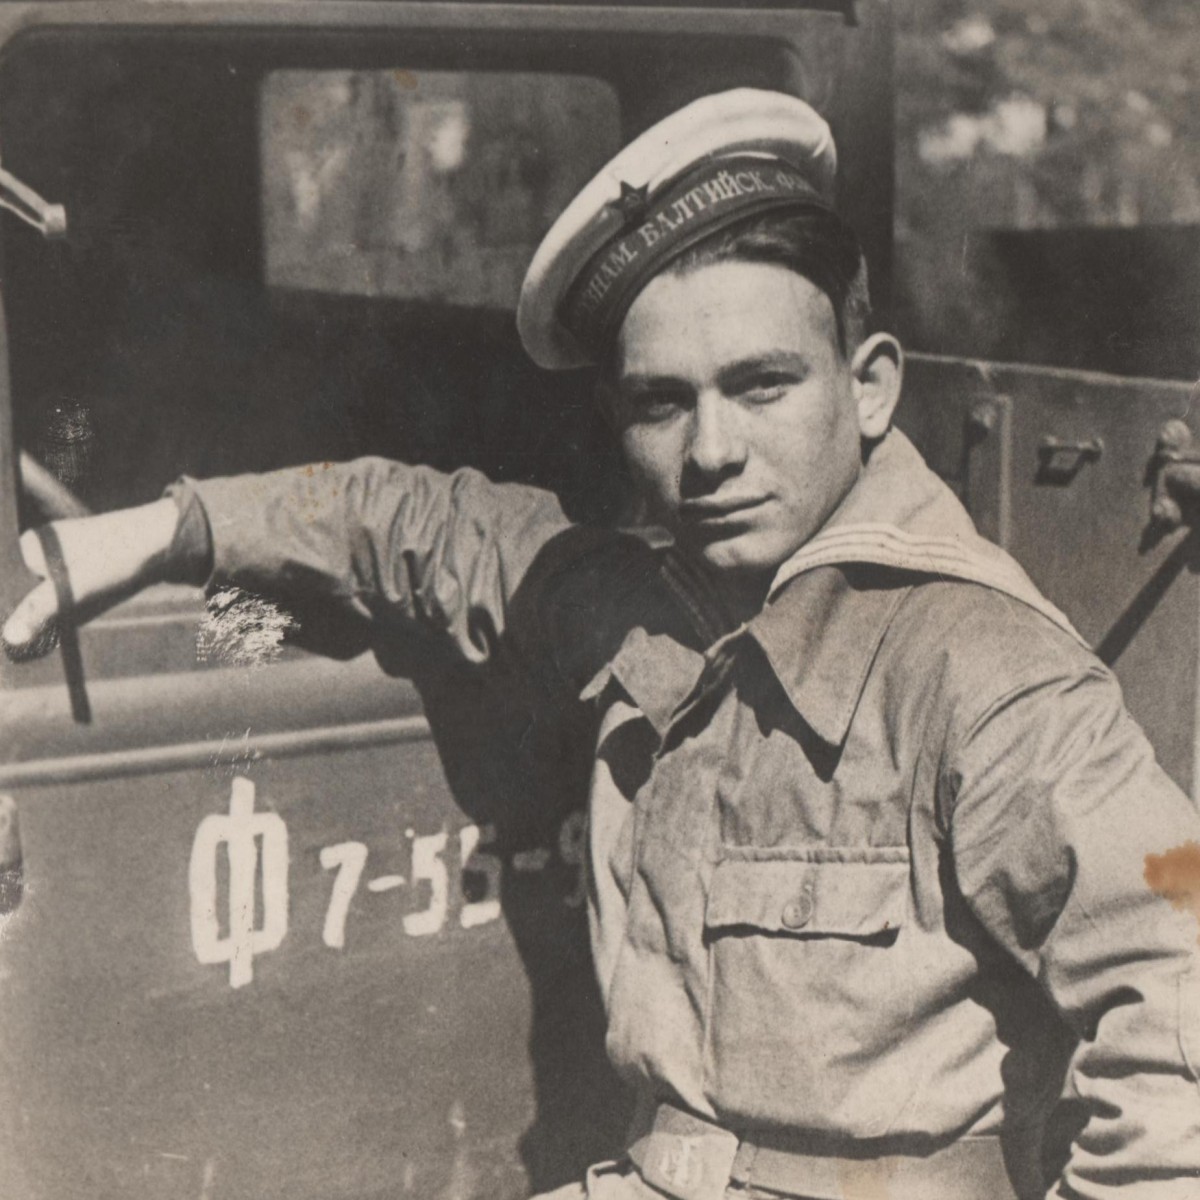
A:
[458,824,501,929]
[319,841,368,949]
[512,847,551,873]
[189,777,289,989]
[367,874,406,893]
[403,830,449,936]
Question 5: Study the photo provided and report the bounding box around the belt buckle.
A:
[637,1128,737,1200]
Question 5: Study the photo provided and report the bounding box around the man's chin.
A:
[683,533,792,583]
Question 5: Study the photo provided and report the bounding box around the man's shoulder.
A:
[881,574,1104,709]
[511,525,713,695]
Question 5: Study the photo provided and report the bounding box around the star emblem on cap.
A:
[606,180,650,227]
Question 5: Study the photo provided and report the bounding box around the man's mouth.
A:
[678,496,769,525]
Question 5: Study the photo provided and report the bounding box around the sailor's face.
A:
[611,260,863,587]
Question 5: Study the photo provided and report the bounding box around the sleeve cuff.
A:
[161,477,216,586]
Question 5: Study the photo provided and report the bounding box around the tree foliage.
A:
[894,0,1199,365]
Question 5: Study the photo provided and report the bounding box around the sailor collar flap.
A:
[768,429,1083,645]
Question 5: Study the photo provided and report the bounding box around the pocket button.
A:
[781,891,814,930]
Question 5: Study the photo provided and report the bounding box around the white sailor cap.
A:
[517,88,838,371]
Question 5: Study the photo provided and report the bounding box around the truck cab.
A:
[0,5,899,1198]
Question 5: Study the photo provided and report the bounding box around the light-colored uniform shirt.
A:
[177,428,1200,1199]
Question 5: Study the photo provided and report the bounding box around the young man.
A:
[5,90,1200,1199]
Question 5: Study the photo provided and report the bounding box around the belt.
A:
[626,1101,1020,1200]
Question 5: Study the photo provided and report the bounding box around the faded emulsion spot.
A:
[196,588,298,670]
[1144,840,1200,940]
[0,795,22,916]
[37,400,94,489]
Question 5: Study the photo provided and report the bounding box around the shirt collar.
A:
[746,565,910,747]
[580,624,708,738]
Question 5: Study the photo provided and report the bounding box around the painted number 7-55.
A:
[189,776,586,989]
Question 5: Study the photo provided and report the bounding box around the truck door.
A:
[0,4,892,1199]
[899,354,1200,793]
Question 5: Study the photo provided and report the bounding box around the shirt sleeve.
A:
[948,660,1200,1198]
[163,457,666,692]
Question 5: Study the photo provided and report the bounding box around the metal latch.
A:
[1036,435,1104,483]
[0,163,66,239]
[1149,419,1200,531]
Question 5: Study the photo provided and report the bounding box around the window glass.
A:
[262,70,621,309]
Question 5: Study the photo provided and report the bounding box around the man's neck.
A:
[708,567,772,628]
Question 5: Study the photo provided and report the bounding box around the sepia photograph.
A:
[0,1,1197,1197]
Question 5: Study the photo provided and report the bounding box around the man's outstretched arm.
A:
[2,458,579,670]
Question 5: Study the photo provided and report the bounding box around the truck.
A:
[0,2,1193,1198]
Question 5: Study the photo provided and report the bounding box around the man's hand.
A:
[2,499,182,657]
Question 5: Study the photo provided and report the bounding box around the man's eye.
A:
[627,392,685,422]
[740,378,790,404]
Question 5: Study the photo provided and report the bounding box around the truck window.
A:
[263,70,620,311]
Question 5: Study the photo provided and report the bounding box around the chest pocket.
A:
[701,850,911,1127]
[706,852,908,940]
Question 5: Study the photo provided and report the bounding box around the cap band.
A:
[559,153,832,359]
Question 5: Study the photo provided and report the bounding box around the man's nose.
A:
[685,393,746,478]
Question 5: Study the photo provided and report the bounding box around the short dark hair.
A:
[666,207,871,356]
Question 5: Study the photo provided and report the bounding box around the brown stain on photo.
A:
[1144,840,1200,940]
[392,69,419,91]
[837,1159,894,1200]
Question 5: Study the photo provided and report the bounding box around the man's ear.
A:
[850,332,904,440]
